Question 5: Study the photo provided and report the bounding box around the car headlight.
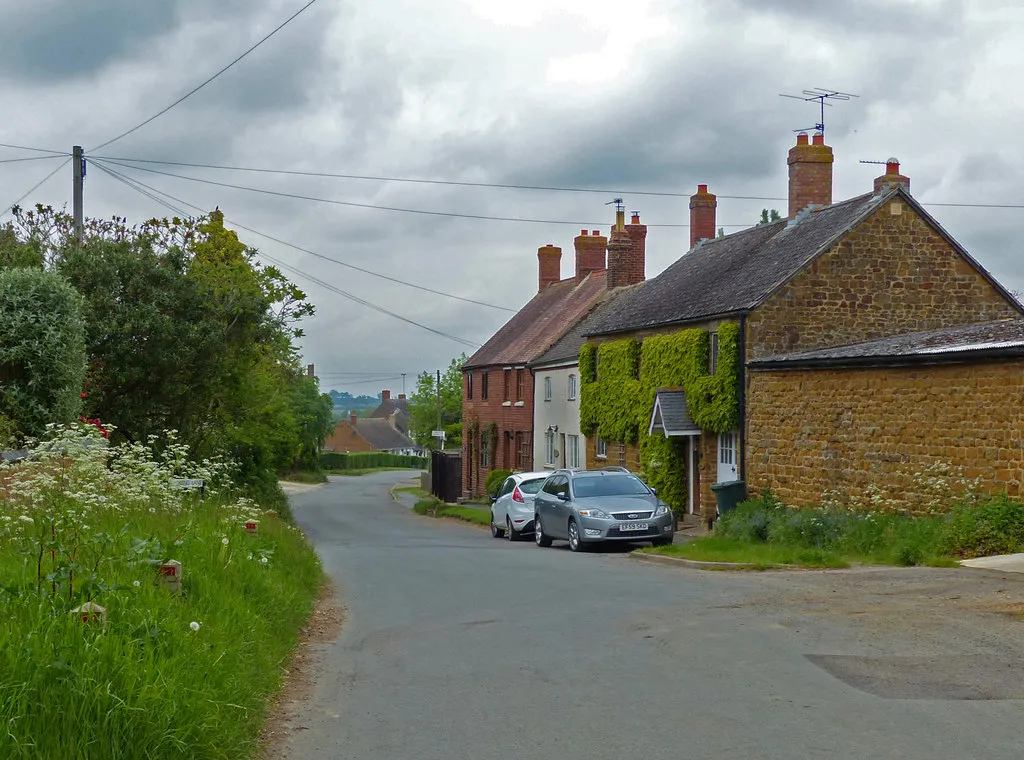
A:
[654,504,669,517]
[577,508,612,519]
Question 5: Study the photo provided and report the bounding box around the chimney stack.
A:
[689,184,717,249]
[874,157,910,195]
[398,393,406,400]
[788,132,834,218]
[306,363,314,377]
[537,244,562,291]
[574,229,607,281]
[381,389,391,402]
[608,212,646,288]
[350,413,358,426]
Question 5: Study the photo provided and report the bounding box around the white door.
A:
[717,431,738,482]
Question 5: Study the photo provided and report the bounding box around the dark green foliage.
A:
[486,468,512,497]
[0,267,86,440]
[321,451,427,470]
[407,355,466,449]
[941,496,1024,558]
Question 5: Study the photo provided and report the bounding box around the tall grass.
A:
[0,424,322,759]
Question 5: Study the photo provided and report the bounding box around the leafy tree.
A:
[407,354,466,449]
[759,209,782,225]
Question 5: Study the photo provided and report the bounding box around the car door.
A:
[535,476,559,536]
[493,477,515,525]
[545,475,570,538]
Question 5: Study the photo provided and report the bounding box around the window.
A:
[480,431,490,468]
[516,369,524,400]
[595,437,607,459]
[566,435,580,468]
[466,372,473,400]
[573,474,650,498]
[709,331,719,374]
[503,369,511,400]
[719,431,736,466]
[567,374,577,400]
[545,430,555,466]
[544,376,552,401]
[498,477,515,497]
[481,372,488,400]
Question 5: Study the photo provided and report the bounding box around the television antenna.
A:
[779,88,860,137]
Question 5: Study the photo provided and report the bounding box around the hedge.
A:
[320,451,427,470]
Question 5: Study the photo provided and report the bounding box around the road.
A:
[278,471,1024,760]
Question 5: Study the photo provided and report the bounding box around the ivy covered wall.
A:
[579,322,741,512]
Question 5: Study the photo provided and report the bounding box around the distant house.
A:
[368,389,411,436]
[461,205,647,498]
[324,413,423,456]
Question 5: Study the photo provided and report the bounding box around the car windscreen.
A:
[518,478,546,494]
[572,474,651,498]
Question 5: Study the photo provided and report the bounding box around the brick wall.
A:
[746,360,1024,509]
[323,420,374,453]
[462,366,535,497]
[746,199,1021,361]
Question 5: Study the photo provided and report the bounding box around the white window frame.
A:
[567,374,577,400]
[595,437,607,459]
[544,376,552,402]
[545,430,555,466]
[566,435,580,468]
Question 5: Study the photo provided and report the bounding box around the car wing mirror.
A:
[556,492,570,501]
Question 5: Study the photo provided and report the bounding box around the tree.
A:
[407,354,466,449]
[759,209,782,225]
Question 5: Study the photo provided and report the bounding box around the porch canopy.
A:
[648,390,700,437]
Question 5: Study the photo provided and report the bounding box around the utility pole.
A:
[72,146,84,242]
[435,370,442,434]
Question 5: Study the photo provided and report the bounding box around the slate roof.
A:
[353,418,418,451]
[749,319,1024,368]
[370,397,409,419]
[463,271,610,369]
[648,390,701,437]
[530,285,640,367]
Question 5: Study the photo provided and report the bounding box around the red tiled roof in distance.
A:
[463,271,609,369]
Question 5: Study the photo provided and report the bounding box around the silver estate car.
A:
[533,469,674,552]
[490,472,549,541]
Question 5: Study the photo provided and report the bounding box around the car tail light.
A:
[512,486,525,503]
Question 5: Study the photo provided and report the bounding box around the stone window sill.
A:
[514,401,525,407]
[502,401,512,407]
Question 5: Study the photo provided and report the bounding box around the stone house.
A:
[581,134,1023,521]
[367,389,410,436]
[461,206,647,498]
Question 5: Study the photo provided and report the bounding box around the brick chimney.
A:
[398,393,406,400]
[381,389,391,402]
[538,244,562,291]
[788,132,833,218]
[350,413,357,426]
[608,211,646,288]
[689,184,717,249]
[874,158,910,195]
[574,229,607,281]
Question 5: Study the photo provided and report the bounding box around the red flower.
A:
[80,392,87,399]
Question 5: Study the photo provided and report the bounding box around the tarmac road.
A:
[277,470,1024,760]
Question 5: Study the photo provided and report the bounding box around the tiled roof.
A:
[463,271,610,369]
[353,418,418,451]
[530,285,641,367]
[749,319,1024,368]
[588,191,891,335]
[370,397,409,419]
[648,390,701,437]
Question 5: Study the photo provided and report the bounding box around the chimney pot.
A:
[689,183,717,249]
[796,132,809,145]
[812,132,824,146]
[381,389,391,401]
[591,230,599,236]
[398,393,406,400]
[788,133,834,217]
[580,229,588,235]
[874,157,910,195]
[631,212,640,224]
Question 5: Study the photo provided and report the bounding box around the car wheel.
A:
[651,535,673,547]
[506,517,519,542]
[567,520,588,553]
[534,515,552,547]
[490,514,505,538]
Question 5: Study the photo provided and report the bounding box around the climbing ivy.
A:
[579,322,741,513]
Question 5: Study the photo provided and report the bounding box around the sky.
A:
[2,0,1024,397]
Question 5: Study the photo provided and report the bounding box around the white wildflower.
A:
[221,537,229,545]
[190,621,200,631]
[133,580,141,588]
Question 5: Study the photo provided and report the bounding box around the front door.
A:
[717,431,738,483]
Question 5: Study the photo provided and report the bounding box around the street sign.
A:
[431,430,446,439]
[171,478,206,490]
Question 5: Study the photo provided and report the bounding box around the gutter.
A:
[583,308,751,340]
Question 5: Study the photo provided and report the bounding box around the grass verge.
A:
[642,536,848,568]
[279,468,329,484]
[412,497,490,526]
[327,466,424,477]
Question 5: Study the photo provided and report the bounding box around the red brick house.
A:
[324,413,420,455]
[581,134,1024,520]
[461,207,647,497]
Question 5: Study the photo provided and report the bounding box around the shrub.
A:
[485,468,512,498]
[941,495,1024,558]
[716,490,782,543]
[320,451,427,471]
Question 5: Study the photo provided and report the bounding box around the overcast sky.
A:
[2,0,1023,396]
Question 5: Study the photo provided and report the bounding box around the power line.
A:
[0,154,67,165]
[0,158,71,220]
[89,0,321,152]
[93,154,789,202]
[94,162,482,350]
[0,142,68,156]
[93,159,518,312]
[96,158,752,228]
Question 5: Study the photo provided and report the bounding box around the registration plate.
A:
[619,522,648,532]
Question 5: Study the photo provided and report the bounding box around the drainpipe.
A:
[738,314,747,483]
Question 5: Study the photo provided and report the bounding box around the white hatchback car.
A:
[490,472,550,541]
